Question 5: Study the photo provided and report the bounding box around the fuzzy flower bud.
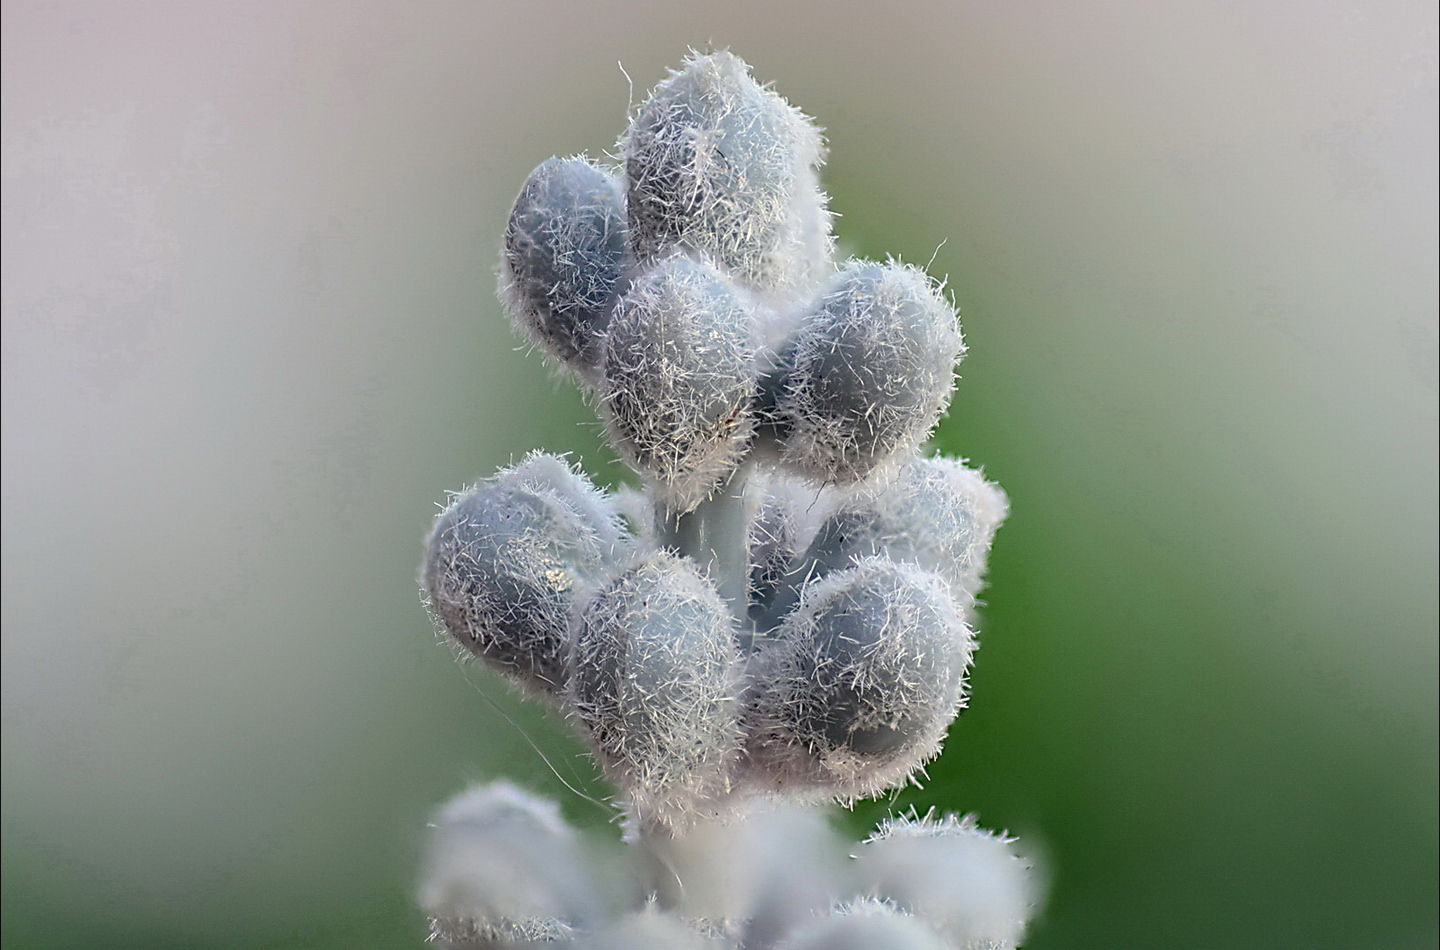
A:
[623,50,831,304]
[500,156,631,377]
[775,261,964,483]
[759,456,1008,627]
[422,453,624,696]
[855,812,1039,949]
[743,557,973,802]
[418,781,603,949]
[776,899,951,950]
[600,255,759,512]
[569,550,743,830]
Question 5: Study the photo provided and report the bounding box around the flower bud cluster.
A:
[419,50,1038,948]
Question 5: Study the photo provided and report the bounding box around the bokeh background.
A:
[3,2,1436,948]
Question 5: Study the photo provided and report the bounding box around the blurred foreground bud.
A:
[732,803,853,948]
[569,550,742,829]
[626,799,849,938]
[422,453,624,696]
[576,908,724,950]
[419,782,602,949]
[856,812,1039,949]
[500,156,630,377]
[624,50,831,304]
[775,261,964,483]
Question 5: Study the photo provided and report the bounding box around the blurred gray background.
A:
[3,2,1435,947]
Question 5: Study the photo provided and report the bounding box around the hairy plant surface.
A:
[418,50,1038,950]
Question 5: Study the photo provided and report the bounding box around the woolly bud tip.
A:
[624,50,831,303]
[422,453,623,695]
[501,156,630,376]
[743,558,973,802]
[418,781,601,947]
[601,255,759,512]
[856,811,1038,948]
[764,456,1008,626]
[777,260,964,483]
[569,550,742,830]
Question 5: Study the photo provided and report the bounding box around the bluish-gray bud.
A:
[601,255,759,513]
[569,550,742,830]
[500,156,630,376]
[776,261,964,483]
[423,454,624,696]
[855,812,1038,949]
[743,558,973,803]
[760,456,1008,626]
[418,781,603,949]
[623,50,831,304]
[733,803,852,949]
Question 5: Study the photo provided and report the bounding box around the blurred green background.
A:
[3,2,1435,948]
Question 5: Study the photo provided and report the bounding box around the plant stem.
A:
[656,463,753,627]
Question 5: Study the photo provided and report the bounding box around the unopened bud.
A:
[422,454,623,695]
[624,50,831,303]
[743,558,972,802]
[761,456,1007,627]
[501,156,630,376]
[569,550,742,829]
[419,781,601,948]
[601,255,758,512]
[856,812,1038,949]
[776,261,964,483]
[776,899,951,950]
